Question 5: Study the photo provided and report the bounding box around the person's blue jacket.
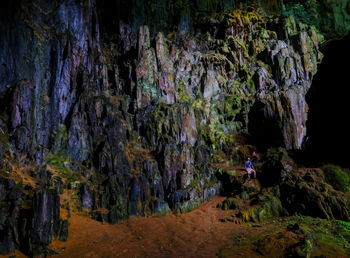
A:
[245,160,253,168]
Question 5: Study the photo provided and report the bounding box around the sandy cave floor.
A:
[51,197,262,257]
[3,194,347,258]
[1,197,276,258]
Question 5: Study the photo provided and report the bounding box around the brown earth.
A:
[1,165,347,258]
[0,196,273,258]
[50,197,264,258]
[2,195,349,258]
[0,166,286,258]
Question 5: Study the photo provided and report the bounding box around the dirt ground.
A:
[3,166,347,257]
[1,196,274,258]
[50,197,263,258]
[2,195,349,258]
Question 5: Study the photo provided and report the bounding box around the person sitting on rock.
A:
[252,151,261,164]
[245,157,256,180]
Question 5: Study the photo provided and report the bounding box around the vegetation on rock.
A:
[0,0,350,256]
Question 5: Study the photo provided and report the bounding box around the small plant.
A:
[46,150,81,183]
[177,80,192,103]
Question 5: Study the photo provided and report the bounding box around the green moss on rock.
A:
[322,165,350,192]
[236,194,282,223]
[218,197,237,210]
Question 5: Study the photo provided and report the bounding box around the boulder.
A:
[280,168,350,221]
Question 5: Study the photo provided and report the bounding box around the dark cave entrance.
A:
[304,33,350,167]
[248,34,350,167]
[247,100,285,150]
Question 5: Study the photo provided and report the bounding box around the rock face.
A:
[280,168,350,221]
[252,31,323,149]
[0,0,350,255]
[217,149,350,224]
[260,148,350,221]
[0,175,67,255]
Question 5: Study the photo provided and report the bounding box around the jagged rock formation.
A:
[0,173,68,255]
[1,0,350,255]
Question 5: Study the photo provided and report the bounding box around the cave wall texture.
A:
[1,0,350,255]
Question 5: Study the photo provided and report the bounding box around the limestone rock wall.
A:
[0,0,349,255]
